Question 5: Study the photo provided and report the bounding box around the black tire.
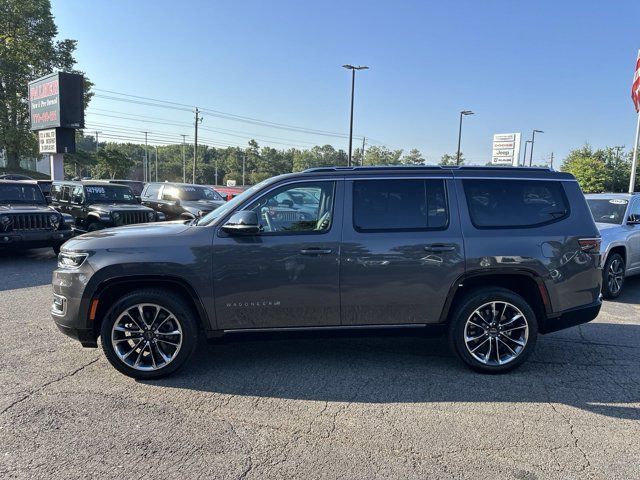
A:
[52,244,61,256]
[602,252,625,299]
[448,287,538,374]
[100,289,199,379]
[88,222,105,232]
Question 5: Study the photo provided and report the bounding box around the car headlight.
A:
[112,212,121,221]
[0,215,10,230]
[49,214,60,229]
[57,252,88,269]
[147,211,155,220]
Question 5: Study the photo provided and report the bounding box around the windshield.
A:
[0,184,46,204]
[198,181,268,226]
[85,185,137,204]
[587,198,628,224]
[166,185,223,201]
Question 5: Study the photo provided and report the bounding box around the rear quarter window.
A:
[463,179,569,228]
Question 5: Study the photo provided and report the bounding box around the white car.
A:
[586,193,640,298]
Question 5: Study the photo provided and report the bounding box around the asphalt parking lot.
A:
[0,249,639,479]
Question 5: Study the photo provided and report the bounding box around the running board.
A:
[223,323,430,334]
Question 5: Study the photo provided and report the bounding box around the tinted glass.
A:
[84,185,136,203]
[353,179,448,231]
[464,179,568,228]
[143,184,161,199]
[587,198,628,224]
[0,184,46,204]
[247,181,334,233]
[164,185,222,201]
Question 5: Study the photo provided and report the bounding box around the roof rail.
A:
[303,165,553,173]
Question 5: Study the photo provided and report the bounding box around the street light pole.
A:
[141,131,150,182]
[522,140,532,167]
[154,145,158,182]
[342,65,369,167]
[456,110,474,165]
[529,129,544,167]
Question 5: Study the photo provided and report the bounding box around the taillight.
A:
[578,238,601,253]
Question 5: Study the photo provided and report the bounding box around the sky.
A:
[51,0,640,166]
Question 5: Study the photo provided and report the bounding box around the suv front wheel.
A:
[449,287,538,373]
[602,252,625,299]
[100,289,198,379]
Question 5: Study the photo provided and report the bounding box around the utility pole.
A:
[549,152,554,170]
[242,153,246,186]
[361,136,366,166]
[180,134,187,183]
[193,108,202,184]
[141,131,150,182]
[214,157,218,186]
[154,146,158,182]
[94,131,101,152]
[522,140,532,167]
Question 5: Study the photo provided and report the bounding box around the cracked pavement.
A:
[1,249,639,479]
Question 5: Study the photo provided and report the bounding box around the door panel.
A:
[628,199,640,271]
[340,176,464,325]
[213,180,343,329]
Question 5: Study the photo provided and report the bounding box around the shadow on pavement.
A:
[0,248,57,291]
[149,321,640,421]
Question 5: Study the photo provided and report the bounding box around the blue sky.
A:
[52,0,640,165]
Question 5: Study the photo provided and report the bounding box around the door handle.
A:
[424,244,456,253]
[299,248,333,255]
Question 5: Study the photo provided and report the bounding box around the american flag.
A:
[633,49,640,112]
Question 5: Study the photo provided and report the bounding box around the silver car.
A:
[586,193,640,298]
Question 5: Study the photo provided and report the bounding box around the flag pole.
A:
[629,111,640,193]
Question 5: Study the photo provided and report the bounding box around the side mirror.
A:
[627,214,640,225]
[165,195,180,206]
[221,211,260,235]
[72,195,83,204]
[136,196,142,204]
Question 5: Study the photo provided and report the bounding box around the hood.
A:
[180,199,224,213]
[595,222,623,232]
[89,203,155,214]
[62,221,191,251]
[0,204,54,214]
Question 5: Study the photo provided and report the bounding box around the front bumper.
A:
[539,298,602,334]
[0,228,73,248]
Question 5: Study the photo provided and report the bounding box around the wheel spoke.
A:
[133,342,147,367]
[500,334,525,347]
[501,325,526,334]
[124,312,144,332]
[470,338,489,353]
[122,339,144,359]
[114,336,142,344]
[497,337,518,356]
[114,325,142,334]
[467,320,486,330]
[156,338,180,347]
[154,314,175,333]
[500,313,522,327]
[495,338,501,364]
[138,305,150,329]
[484,336,493,362]
[156,329,181,336]
[148,306,162,331]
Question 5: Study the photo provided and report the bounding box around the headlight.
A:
[112,212,121,221]
[57,252,88,269]
[0,215,10,230]
[49,214,60,229]
[147,211,155,220]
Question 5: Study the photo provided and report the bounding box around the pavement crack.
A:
[0,356,99,416]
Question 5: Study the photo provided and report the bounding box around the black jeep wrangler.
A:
[0,180,74,254]
[51,181,166,232]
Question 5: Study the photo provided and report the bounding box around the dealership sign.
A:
[38,128,76,154]
[491,133,521,166]
[29,72,84,131]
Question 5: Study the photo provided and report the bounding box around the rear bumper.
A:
[539,298,602,334]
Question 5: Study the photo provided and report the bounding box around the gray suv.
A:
[51,166,602,379]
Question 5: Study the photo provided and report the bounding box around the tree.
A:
[0,0,92,170]
[561,145,607,193]
[94,147,134,179]
[602,147,631,193]
[439,153,464,166]
[363,146,403,166]
[401,148,425,165]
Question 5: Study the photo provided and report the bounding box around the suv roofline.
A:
[303,165,555,173]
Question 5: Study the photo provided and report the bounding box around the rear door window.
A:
[463,179,569,228]
[353,179,448,231]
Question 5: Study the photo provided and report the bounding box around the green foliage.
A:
[560,144,628,193]
[93,146,134,179]
[439,153,464,166]
[0,0,92,169]
[363,146,403,166]
[401,148,425,165]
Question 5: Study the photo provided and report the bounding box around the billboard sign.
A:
[29,72,84,131]
[491,133,521,165]
[38,128,76,154]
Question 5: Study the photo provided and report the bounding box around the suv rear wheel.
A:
[602,252,625,299]
[100,289,198,379]
[449,287,538,373]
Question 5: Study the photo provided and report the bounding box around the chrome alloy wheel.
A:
[111,303,183,371]
[607,258,624,295]
[464,301,529,366]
